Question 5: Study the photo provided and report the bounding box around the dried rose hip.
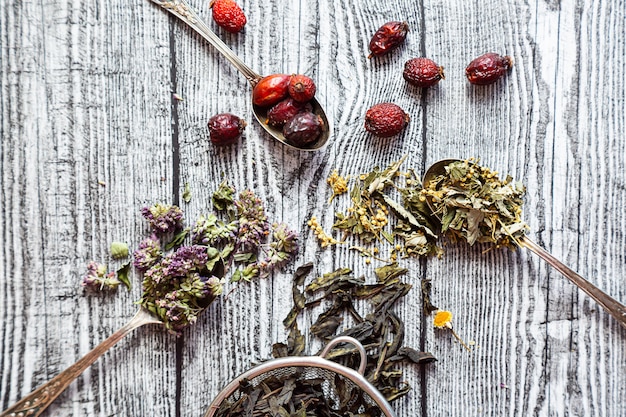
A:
[288,74,317,103]
[208,113,246,145]
[252,74,291,107]
[210,0,247,33]
[465,52,513,85]
[403,57,445,88]
[283,111,323,147]
[368,21,409,58]
[364,103,409,138]
[267,98,311,127]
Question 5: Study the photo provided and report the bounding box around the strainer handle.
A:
[319,336,367,375]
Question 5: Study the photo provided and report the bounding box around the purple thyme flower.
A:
[258,223,299,278]
[191,213,237,246]
[163,245,209,277]
[133,234,162,271]
[141,203,184,235]
[234,190,270,254]
[82,261,120,291]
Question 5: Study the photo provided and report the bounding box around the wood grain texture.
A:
[1,0,625,416]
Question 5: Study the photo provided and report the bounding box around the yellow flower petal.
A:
[433,310,453,328]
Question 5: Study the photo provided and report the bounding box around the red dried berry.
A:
[288,74,316,103]
[252,74,292,107]
[210,0,247,33]
[403,57,445,88]
[368,21,409,58]
[208,113,246,145]
[364,103,409,138]
[283,111,323,147]
[266,98,311,127]
[465,52,513,85]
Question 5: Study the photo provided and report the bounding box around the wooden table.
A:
[2,0,625,416]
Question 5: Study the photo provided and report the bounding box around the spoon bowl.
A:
[150,0,331,151]
[422,158,626,330]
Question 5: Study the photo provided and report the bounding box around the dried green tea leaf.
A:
[305,268,354,293]
[388,347,438,364]
[310,315,342,339]
[271,342,289,358]
[374,262,408,284]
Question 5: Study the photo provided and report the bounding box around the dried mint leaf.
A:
[422,159,529,248]
[116,261,132,291]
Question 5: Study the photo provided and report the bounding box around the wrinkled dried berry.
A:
[368,21,409,58]
[208,113,246,145]
[210,0,247,33]
[403,57,445,88]
[465,52,513,85]
[266,98,311,127]
[252,74,291,107]
[288,74,316,103]
[283,111,323,147]
[364,103,409,138]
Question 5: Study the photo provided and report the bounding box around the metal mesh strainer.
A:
[203,336,395,417]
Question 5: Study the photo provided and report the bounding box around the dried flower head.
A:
[307,216,342,247]
[140,245,224,332]
[141,203,184,235]
[191,213,237,246]
[259,223,299,277]
[433,310,453,328]
[433,309,471,351]
[327,169,349,203]
[82,261,120,291]
[234,190,270,254]
[133,234,162,271]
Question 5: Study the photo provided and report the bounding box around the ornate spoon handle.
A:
[1,308,162,417]
[148,0,262,84]
[520,236,626,330]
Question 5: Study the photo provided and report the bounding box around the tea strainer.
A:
[203,335,396,417]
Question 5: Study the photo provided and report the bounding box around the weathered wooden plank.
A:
[0,0,179,415]
[1,0,625,416]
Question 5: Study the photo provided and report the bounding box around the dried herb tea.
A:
[213,368,385,417]
[274,263,436,404]
[421,159,528,248]
[130,183,299,333]
[311,156,442,262]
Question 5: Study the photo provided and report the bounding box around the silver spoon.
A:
[423,159,626,330]
[1,259,225,417]
[149,0,331,151]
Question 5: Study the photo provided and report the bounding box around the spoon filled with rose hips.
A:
[149,0,330,151]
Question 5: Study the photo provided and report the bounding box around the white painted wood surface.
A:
[1,0,625,416]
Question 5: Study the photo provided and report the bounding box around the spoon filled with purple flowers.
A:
[1,184,299,417]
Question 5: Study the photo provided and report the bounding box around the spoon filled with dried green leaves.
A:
[422,158,626,330]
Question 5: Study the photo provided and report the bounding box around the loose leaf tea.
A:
[421,158,528,248]
[274,263,436,405]
[214,369,385,417]
[312,157,441,262]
